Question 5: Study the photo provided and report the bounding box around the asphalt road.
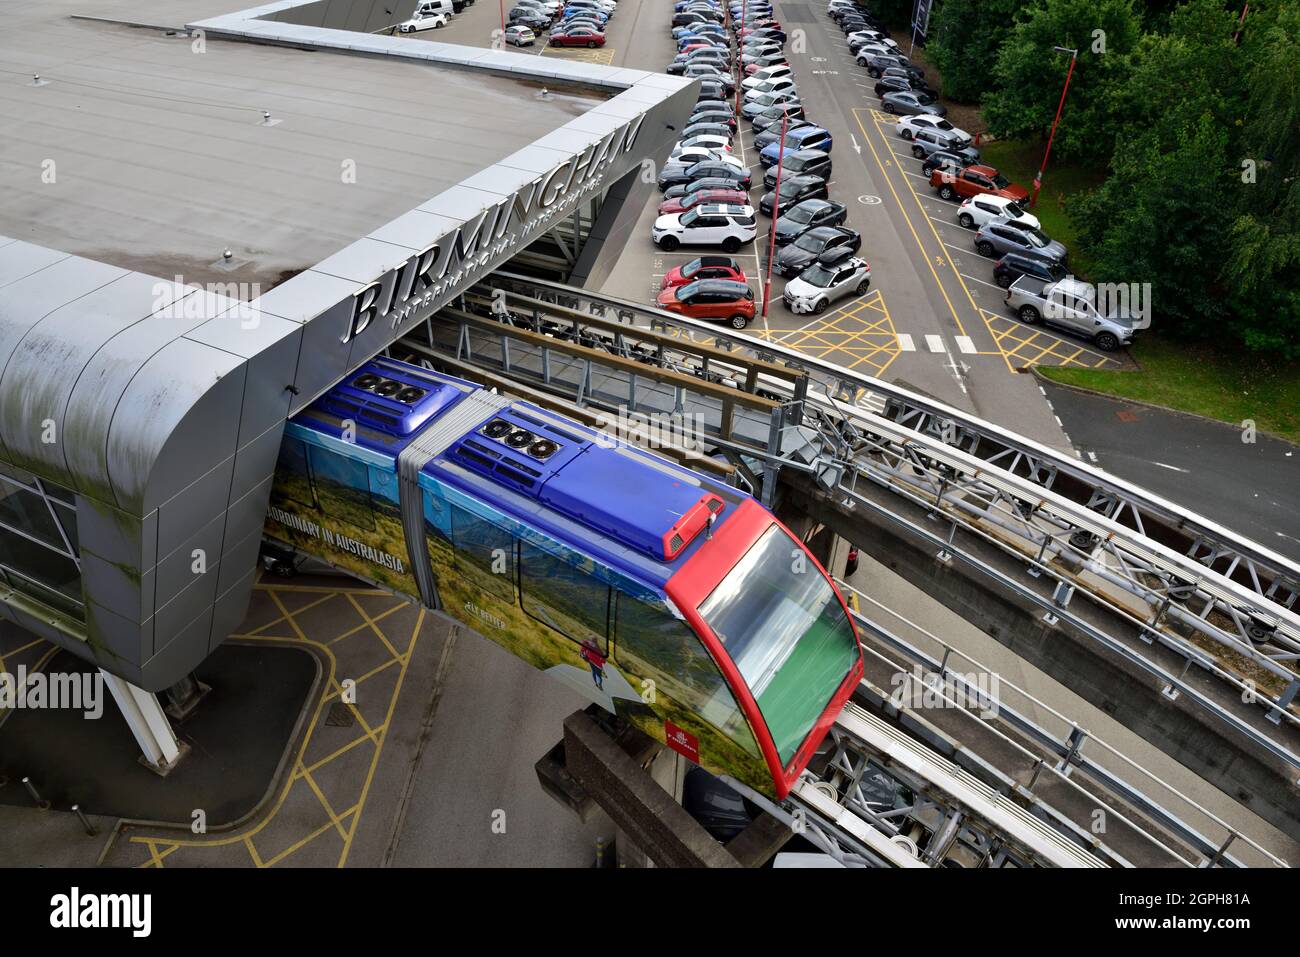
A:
[1041,380,1300,563]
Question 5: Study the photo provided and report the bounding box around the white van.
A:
[398,1,453,31]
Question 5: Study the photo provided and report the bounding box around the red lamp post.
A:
[1030,46,1077,210]
[761,110,788,319]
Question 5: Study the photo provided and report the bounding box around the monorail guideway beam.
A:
[404,271,1300,842]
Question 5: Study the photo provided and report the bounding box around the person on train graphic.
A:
[579,637,607,690]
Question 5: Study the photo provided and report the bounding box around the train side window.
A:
[305,445,375,531]
[613,593,760,758]
[449,504,515,602]
[274,438,317,510]
[518,540,610,652]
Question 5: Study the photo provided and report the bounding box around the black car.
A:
[762,149,831,188]
[775,226,861,277]
[840,15,870,33]
[753,118,815,151]
[861,52,924,79]
[658,160,752,191]
[993,252,1069,289]
[673,11,722,27]
[922,149,975,178]
[772,198,848,245]
[696,80,728,103]
[875,73,936,98]
[750,102,806,132]
[742,27,786,43]
[507,9,549,30]
[662,175,748,200]
[758,174,829,216]
[743,52,788,71]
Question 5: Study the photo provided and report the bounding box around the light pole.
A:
[1030,46,1077,210]
[761,110,789,319]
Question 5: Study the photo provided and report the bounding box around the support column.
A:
[101,670,187,776]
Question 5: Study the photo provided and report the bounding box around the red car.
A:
[551,26,606,47]
[930,164,1029,203]
[658,188,749,216]
[660,255,749,290]
[655,278,756,329]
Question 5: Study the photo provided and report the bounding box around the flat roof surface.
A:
[0,0,605,288]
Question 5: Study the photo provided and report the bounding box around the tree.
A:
[927,0,1031,103]
[981,0,1144,162]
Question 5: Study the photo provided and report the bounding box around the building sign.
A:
[341,112,647,348]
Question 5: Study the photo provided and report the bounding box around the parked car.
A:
[758,174,828,215]
[502,24,536,45]
[974,221,1067,264]
[1004,276,1144,351]
[741,89,801,119]
[687,111,737,133]
[758,125,832,164]
[750,102,806,132]
[681,121,735,142]
[775,225,861,277]
[859,52,921,78]
[922,149,977,178]
[657,158,751,192]
[881,90,946,117]
[743,76,797,102]
[656,279,756,329]
[908,128,978,162]
[753,118,816,151]
[397,3,450,32]
[652,203,758,252]
[783,251,871,314]
[550,25,606,46]
[772,198,848,245]
[875,74,935,98]
[761,149,831,188]
[696,80,730,103]
[741,63,794,90]
[662,174,748,200]
[744,53,789,74]
[956,194,1038,231]
[896,115,970,148]
[666,147,744,170]
[660,255,748,289]
[508,9,550,30]
[684,64,736,90]
[930,164,1028,203]
[671,134,733,157]
[658,188,750,216]
[993,252,1068,289]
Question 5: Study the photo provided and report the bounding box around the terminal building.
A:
[0,0,692,761]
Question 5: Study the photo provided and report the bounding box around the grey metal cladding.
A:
[0,272,190,492]
[0,240,69,289]
[105,337,246,513]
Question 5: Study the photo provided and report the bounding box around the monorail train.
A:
[264,356,864,798]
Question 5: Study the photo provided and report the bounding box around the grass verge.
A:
[1038,336,1300,446]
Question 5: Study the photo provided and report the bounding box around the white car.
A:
[742,64,794,90]
[956,195,1040,231]
[743,76,797,102]
[782,254,871,314]
[665,147,745,170]
[896,115,972,147]
[652,204,757,252]
[848,30,898,50]
[503,25,536,45]
[672,134,733,156]
[397,9,449,31]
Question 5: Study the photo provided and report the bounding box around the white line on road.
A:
[896,333,915,351]
[959,271,1005,291]
[955,336,975,354]
[1151,461,1191,473]
[925,334,944,352]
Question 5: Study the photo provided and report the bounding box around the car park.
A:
[993,252,1068,289]
[774,225,861,277]
[550,25,605,46]
[931,164,1029,203]
[758,126,833,164]
[783,252,871,314]
[896,115,971,148]
[771,198,848,245]
[758,174,829,216]
[1004,276,1142,351]
[974,221,1068,264]
[655,279,756,329]
[956,195,1038,231]
[652,204,758,252]
[881,90,946,116]
[761,149,831,188]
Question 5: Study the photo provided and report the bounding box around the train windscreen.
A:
[698,524,859,765]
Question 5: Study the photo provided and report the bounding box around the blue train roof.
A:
[287,360,751,590]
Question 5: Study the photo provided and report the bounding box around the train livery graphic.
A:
[264,357,864,798]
